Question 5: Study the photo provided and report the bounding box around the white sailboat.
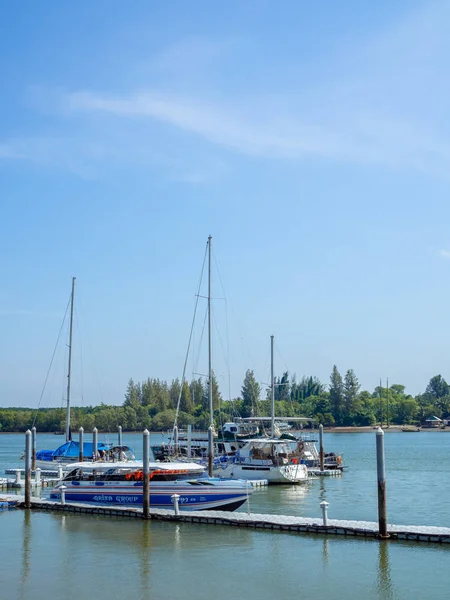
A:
[33,278,134,469]
[213,336,309,484]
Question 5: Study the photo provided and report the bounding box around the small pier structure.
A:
[3,495,450,544]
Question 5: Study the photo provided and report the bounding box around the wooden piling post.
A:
[79,427,84,462]
[25,430,31,508]
[319,424,324,472]
[376,427,389,539]
[31,426,36,471]
[142,429,150,519]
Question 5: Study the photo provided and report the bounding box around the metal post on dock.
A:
[320,500,329,526]
[173,425,178,457]
[31,426,36,471]
[142,429,150,520]
[118,425,122,448]
[319,424,324,472]
[15,469,21,486]
[187,424,192,459]
[58,464,63,480]
[172,494,180,516]
[92,427,98,461]
[25,430,31,508]
[35,468,41,487]
[376,427,389,539]
[208,425,214,477]
[60,485,66,505]
[79,427,84,462]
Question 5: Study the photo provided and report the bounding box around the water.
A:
[1,430,450,599]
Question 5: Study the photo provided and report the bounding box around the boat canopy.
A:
[36,441,111,460]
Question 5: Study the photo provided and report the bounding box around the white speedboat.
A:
[50,460,253,511]
[213,438,309,484]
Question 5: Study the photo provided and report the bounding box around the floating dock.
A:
[3,495,450,544]
[308,469,343,477]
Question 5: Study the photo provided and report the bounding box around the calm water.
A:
[1,430,450,599]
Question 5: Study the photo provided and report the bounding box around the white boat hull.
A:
[214,461,308,484]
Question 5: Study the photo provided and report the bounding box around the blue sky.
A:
[1,0,450,408]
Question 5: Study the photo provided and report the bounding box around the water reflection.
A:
[20,509,31,596]
[377,541,394,599]
[140,520,151,599]
[49,513,253,552]
[322,538,329,564]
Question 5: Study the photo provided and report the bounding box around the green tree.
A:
[329,365,344,425]
[343,369,361,424]
[241,369,261,417]
[124,378,141,410]
[425,375,450,400]
[179,381,193,414]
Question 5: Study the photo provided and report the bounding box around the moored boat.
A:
[213,437,309,484]
[49,461,253,511]
[34,441,135,470]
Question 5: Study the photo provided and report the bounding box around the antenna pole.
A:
[65,277,76,442]
[271,335,275,437]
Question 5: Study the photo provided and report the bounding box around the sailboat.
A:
[158,236,224,471]
[33,278,134,469]
[213,336,310,484]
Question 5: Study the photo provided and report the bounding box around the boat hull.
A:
[49,480,251,511]
[214,463,308,484]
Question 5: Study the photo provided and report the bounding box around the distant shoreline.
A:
[1,425,449,435]
[324,425,449,433]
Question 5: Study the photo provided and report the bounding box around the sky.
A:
[1,0,450,408]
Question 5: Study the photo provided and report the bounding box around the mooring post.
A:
[320,500,329,526]
[25,430,31,508]
[118,425,122,448]
[173,425,179,457]
[58,464,63,480]
[172,494,180,516]
[31,426,36,471]
[187,424,192,459]
[15,469,21,485]
[79,427,84,462]
[92,427,98,462]
[319,424,324,472]
[142,429,150,520]
[60,485,67,505]
[376,427,390,539]
[208,425,214,477]
[35,468,41,487]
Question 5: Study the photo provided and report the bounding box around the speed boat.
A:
[49,460,253,511]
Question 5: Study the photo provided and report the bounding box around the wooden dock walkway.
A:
[2,495,450,544]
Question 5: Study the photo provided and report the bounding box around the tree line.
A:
[1,368,449,432]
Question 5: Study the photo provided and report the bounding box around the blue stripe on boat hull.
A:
[49,489,248,511]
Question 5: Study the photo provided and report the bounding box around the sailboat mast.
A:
[208,235,213,427]
[271,335,275,437]
[65,276,76,442]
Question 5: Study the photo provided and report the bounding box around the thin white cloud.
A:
[3,2,450,180]
[440,250,450,260]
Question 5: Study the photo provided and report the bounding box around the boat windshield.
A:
[61,466,205,483]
